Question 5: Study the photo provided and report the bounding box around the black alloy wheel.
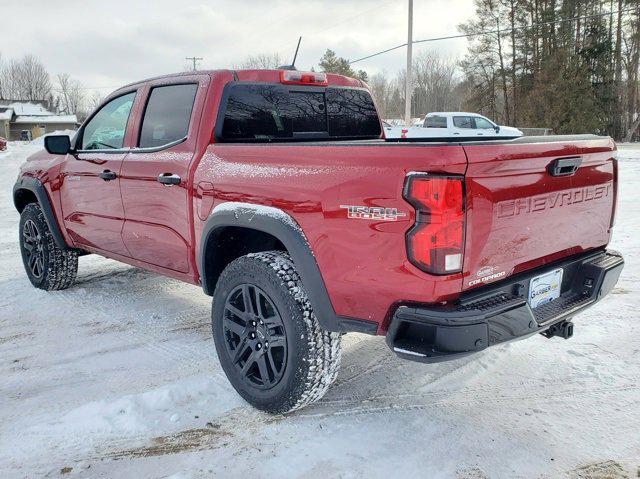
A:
[222,284,288,390]
[22,219,45,279]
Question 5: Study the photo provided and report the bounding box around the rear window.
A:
[425,116,447,128]
[219,84,381,141]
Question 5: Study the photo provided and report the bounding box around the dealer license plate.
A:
[528,268,563,309]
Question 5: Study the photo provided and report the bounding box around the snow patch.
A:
[44,375,242,436]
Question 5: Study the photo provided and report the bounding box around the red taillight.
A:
[610,156,618,228]
[280,70,328,86]
[404,174,465,275]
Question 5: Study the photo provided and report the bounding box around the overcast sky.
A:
[6,0,474,95]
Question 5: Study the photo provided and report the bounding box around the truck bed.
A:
[203,133,616,325]
[244,134,605,147]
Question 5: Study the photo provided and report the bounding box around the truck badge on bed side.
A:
[340,205,407,222]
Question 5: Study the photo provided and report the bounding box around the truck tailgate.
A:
[461,135,617,291]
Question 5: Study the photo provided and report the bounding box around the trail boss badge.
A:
[340,205,407,222]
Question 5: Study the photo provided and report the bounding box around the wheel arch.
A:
[199,202,376,334]
[13,177,69,250]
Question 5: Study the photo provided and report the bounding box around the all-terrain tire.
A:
[19,203,78,291]
[212,251,341,414]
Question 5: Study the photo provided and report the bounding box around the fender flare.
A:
[199,202,377,334]
[13,177,69,250]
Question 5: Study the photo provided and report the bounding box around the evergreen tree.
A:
[459,0,636,139]
[318,49,368,82]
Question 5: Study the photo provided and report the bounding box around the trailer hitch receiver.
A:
[542,321,574,340]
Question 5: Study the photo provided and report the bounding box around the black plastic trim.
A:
[548,156,583,177]
[460,134,607,146]
[199,202,378,334]
[386,249,624,363]
[209,134,611,148]
[385,136,521,143]
[13,177,69,250]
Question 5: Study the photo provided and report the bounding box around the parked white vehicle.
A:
[383,113,523,140]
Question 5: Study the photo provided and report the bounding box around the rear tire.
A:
[212,251,341,414]
[19,203,78,291]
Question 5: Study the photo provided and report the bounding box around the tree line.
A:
[0,53,103,121]
[3,1,638,142]
[459,0,640,141]
[308,2,640,141]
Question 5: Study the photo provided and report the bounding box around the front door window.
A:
[81,92,136,150]
[475,117,495,130]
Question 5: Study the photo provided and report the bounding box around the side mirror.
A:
[494,125,501,133]
[44,135,72,155]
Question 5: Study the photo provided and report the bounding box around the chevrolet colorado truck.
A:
[13,69,624,413]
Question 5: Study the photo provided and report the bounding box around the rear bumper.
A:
[386,249,624,363]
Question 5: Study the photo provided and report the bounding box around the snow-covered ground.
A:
[0,142,638,479]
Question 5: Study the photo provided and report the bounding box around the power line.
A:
[349,7,640,65]
[185,56,203,71]
[51,86,121,91]
[267,0,397,65]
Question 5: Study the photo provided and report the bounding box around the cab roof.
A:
[112,69,365,97]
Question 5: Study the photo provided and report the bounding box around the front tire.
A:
[212,251,341,414]
[19,203,78,291]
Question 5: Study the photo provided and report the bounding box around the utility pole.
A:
[185,56,203,71]
[404,0,414,127]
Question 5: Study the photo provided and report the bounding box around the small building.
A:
[0,100,77,141]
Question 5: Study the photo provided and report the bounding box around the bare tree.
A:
[623,6,640,142]
[87,90,105,113]
[1,55,52,101]
[369,72,404,119]
[56,73,86,115]
[412,51,461,117]
[0,53,4,99]
[235,53,283,69]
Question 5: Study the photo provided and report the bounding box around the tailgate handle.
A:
[549,157,582,177]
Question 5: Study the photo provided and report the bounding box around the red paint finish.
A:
[59,151,130,256]
[119,75,210,274]
[16,69,619,335]
[193,143,468,325]
[462,139,616,291]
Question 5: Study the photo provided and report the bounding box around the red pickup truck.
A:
[13,69,624,413]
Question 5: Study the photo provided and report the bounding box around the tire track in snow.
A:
[296,382,639,418]
[16,381,637,474]
[54,287,216,372]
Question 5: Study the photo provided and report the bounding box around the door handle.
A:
[548,157,582,177]
[157,173,181,186]
[99,170,117,181]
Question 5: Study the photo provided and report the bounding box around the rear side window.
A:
[219,84,381,141]
[139,84,198,148]
[425,116,447,128]
[453,116,475,129]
